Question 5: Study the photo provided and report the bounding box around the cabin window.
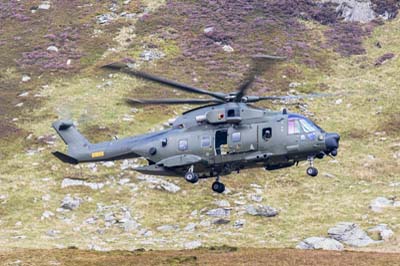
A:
[227,109,235,117]
[232,132,241,142]
[178,139,188,151]
[262,127,272,140]
[201,136,211,147]
[288,118,301,135]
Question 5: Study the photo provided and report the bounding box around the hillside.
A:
[0,0,399,258]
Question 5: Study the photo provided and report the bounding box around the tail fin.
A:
[52,120,90,147]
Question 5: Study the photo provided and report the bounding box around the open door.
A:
[215,130,228,156]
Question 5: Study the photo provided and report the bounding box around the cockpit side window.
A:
[288,118,301,135]
[299,119,317,133]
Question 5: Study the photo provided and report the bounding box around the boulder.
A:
[184,223,197,232]
[246,205,278,217]
[296,237,344,251]
[249,194,263,203]
[215,200,230,207]
[140,49,165,61]
[60,195,81,210]
[137,175,180,193]
[331,0,376,23]
[213,218,230,225]
[369,197,394,213]
[184,240,202,249]
[233,219,246,228]
[206,208,230,217]
[156,224,178,232]
[367,224,394,241]
[61,178,104,190]
[328,222,377,247]
[41,210,55,220]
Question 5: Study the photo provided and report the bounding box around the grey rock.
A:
[104,212,116,223]
[140,49,165,61]
[137,175,180,193]
[249,194,263,203]
[38,1,51,10]
[85,217,97,225]
[47,46,59,52]
[61,178,104,190]
[246,205,278,217]
[199,220,211,227]
[41,194,51,201]
[206,208,230,217]
[330,0,375,23]
[296,237,344,251]
[370,197,394,213]
[45,229,60,237]
[60,195,81,210]
[21,75,31,82]
[214,200,230,207]
[123,220,140,232]
[183,240,202,249]
[222,45,234,53]
[96,13,117,24]
[367,224,394,241]
[203,27,214,34]
[137,229,153,237]
[41,210,55,220]
[160,181,180,193]
[102,161,115,168]
[328,222,377,247]
[121,159,139,170]
[184,223,197,232]
[233,219,246,228]
[88,244,110,252]
[157,224,178,232]
[213,218,230,225]
[118,178,131,185]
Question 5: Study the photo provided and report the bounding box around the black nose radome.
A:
[325,133,340,156]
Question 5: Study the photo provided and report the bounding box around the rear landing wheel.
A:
[212,181,225,193]
[185,172,199,183]
[306,167,318,177]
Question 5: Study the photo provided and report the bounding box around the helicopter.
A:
[52,55,340,193]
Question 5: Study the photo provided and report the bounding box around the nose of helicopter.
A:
[325,133,340,156]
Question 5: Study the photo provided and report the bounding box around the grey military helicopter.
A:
[52,55,340,193]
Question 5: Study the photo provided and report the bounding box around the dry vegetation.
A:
[1,248,400,266]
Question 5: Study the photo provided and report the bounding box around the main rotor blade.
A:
[235,55,286,102]
[126,98,224,105]
[103,63,227,100]
[245,93,336,103]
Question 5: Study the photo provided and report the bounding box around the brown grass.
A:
[1,248,400,266]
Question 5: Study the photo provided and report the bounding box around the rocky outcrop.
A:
[328,222,377,247]
[370,196,399,213]
[296,237,344,251]
[367,224,394,241]
[331,0,376,22]
[246,205,279,217]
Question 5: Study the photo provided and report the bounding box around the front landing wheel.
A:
[212,181,225,193]
[306,167,318,177]
[185,172,199,183]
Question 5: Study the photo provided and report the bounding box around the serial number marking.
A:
[91,151,105,158]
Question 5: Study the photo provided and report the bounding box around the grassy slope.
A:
[0,1,399,252]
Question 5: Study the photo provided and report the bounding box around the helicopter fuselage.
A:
[52,103,340,179]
